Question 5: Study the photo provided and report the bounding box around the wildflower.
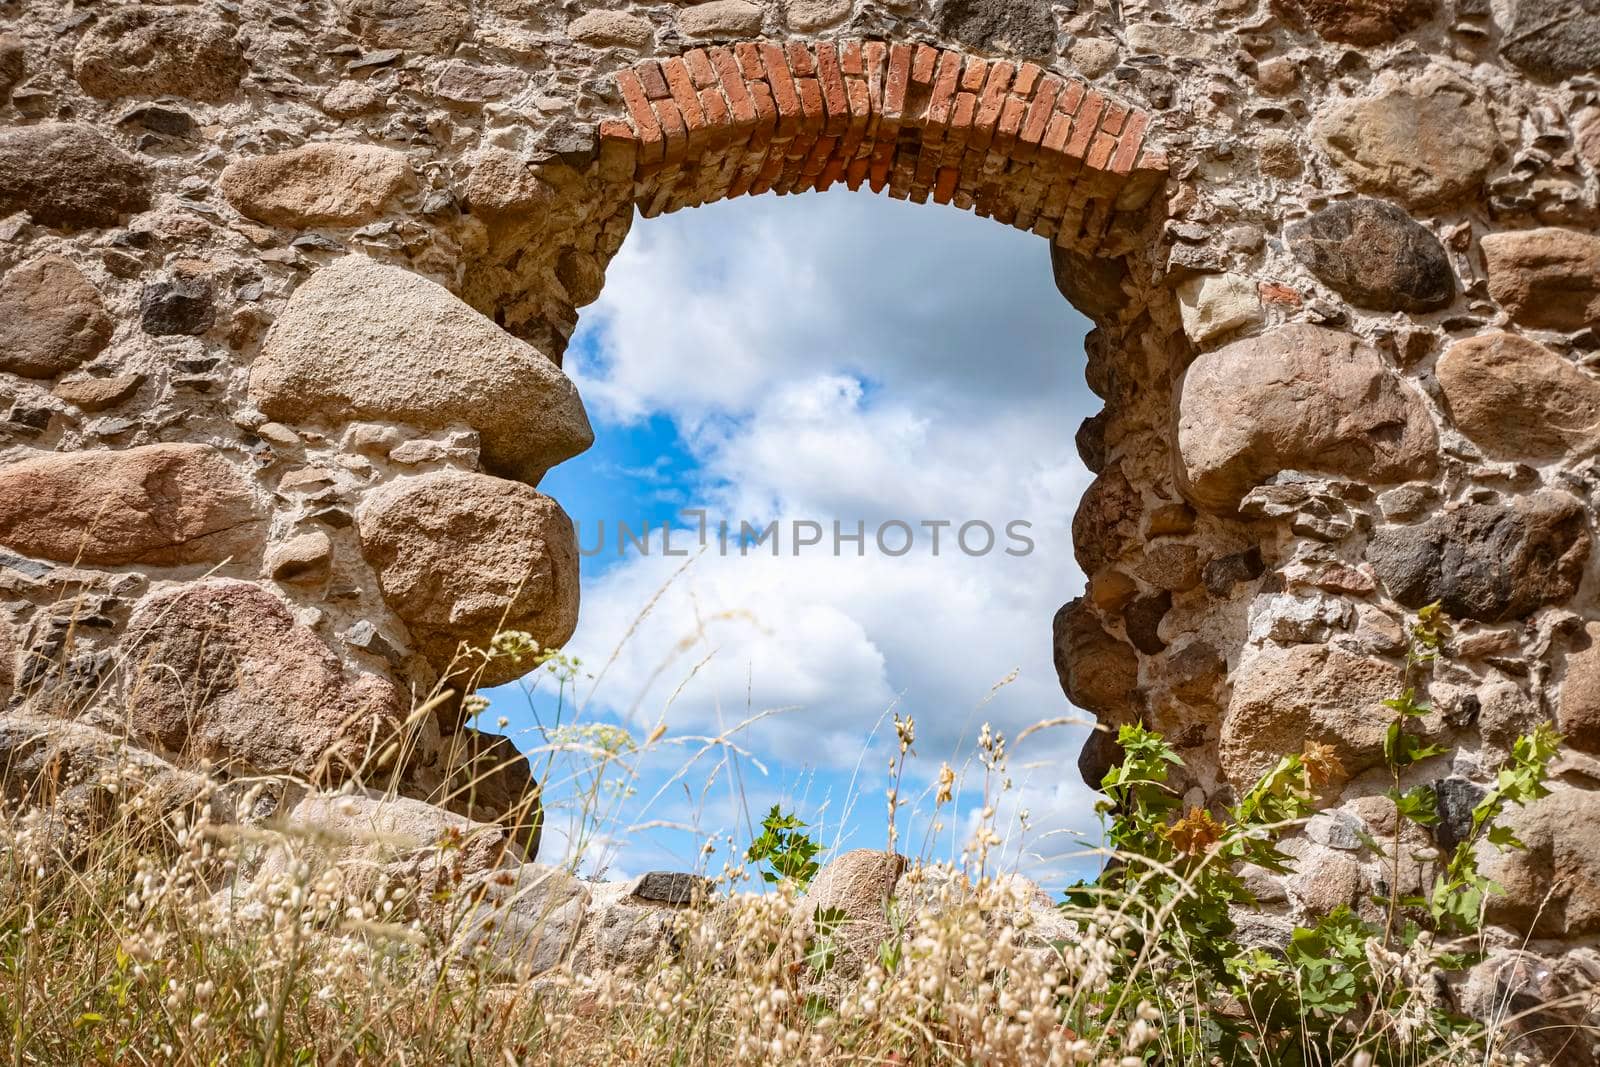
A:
[1301,739,1347,787]
[1162,807,1223,856]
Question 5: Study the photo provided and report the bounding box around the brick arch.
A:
[597,40,1168,250]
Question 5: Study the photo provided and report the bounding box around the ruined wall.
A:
[1,0,1599,1030]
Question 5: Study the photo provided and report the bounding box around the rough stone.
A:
[1368,493,1591,623]
[220,144,414,229]
[633,871,711,906]
[249,256,593,484]
[1221,642,1416,786]
[1481,228,1600,333]
[226,789,518,913]
[1287,199,1455,312]
[463,148,560,220]
[1560,623,1600,755]
[1274,0,1436,44]
[1176,273,1264,346]
[1479,787,1600,937]
[140,275,214,337]
[0,36,22,98]
[0,124,151,230]
[0,256,112,379]
[1499,0,1600,82]
[73,7,247,102]
[937,0,1058,60]
[1051,246,1129,323]
[444,728,543,857]
[341,0,468,53]
[1177,324,1438,511]
[676,1,765,38]
[357,471,580,686]
[123,580,406,779]
[0,444,260,567]
[0,612,15,704]
[567,11,653,48]
[1053,599,1141,725]
[801,850,906,976]
[1287,848,1363,915]
[1436,333,1600,460]
[453,863,589,977]
[785,0,854,31]
[264,531,333,584]
[52,374,143,413]
[321,81,386,118]
[1315,74,1499,209]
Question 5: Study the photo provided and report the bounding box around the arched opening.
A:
[494,188,1107,883]
[465,40,1174,882]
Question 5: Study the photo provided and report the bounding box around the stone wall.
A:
[2,0,1600,1027]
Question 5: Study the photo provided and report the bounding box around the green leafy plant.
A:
[1068,602,1564,1066]
[745,804,824,890]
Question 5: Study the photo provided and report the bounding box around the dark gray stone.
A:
[632,871,711,906]
[1369,493,1591,623]
[1203,547,1265,597]
[1500,0,1600,82]
[1433,777,1486,852]
[0,124,152,230]
[1288,199,1456,313]
[117,105,197,139]
[937,0,1058,62]
[1078,727,1124,791]
[1124,591,1172,655]
[1051,246,1130,323]
[139,276,215,336]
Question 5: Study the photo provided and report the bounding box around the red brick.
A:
[815,41,850,137]
[971,61,1014,152]
[685,49,718,89]
[708,47,757,128]
[1099,101,1128,138]
[845,154,869,189]
[1086,130,1118,172]
[699,86,731,134]
[863,41,887,110]
[1056,80,1086,118]
[1012,62,1042,98]
[734,42,764,80]
[654,99,688,164]
[1041,110,1073,154]
[761,43,801,135]
[869,141,894,191]
[884,43,913,119]
[663,59,707,135]
[1136,144,1169,174]
[818,154,847,191]
[797,76,825,134]
[950,91,978,139]
[747,78,778,140]
[1109,110,1150,176]
[787,41,817,78]
[840,39,864,76]
[1063,92,1106,160]
[933,166,960,204]
[1018,75,1064,152]
[961,56,988,93]
[617,70,665,159]
[927,50,963,126]
[638,61,671,100]
[996,96,1028,147]
[846,77,871,133]
[912,44,938,85]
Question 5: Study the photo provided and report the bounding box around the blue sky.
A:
[489,189,1106,888]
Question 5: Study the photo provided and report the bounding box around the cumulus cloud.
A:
[519,190,1107,886]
